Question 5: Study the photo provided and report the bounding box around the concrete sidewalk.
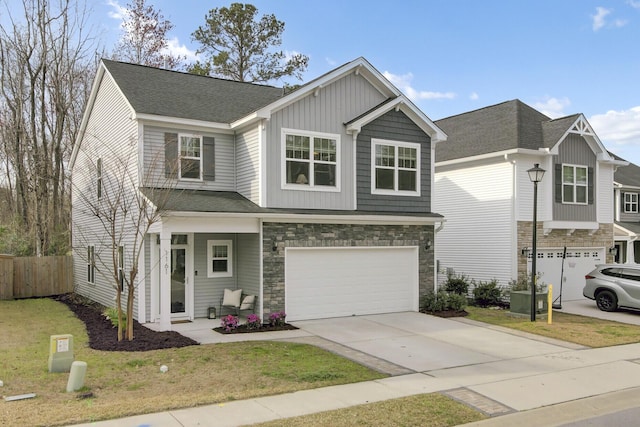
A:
[69,313,640,427]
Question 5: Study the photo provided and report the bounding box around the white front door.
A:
[153,234,193,321]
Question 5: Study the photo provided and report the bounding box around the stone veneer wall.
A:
[261,222,434,316]
[516,222,614,276]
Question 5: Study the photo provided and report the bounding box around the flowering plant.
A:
[246,314,261,330]
[268,311,287,327]
[220,314,239,332]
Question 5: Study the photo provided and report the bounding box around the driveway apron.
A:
[291,312,572,373]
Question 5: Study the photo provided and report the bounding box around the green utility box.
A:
[48,334,74,373]
[509,291,548,318]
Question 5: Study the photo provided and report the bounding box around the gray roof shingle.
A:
[102,59,285,123]
[609,152,640,187]
[434,100,585,162]
[140,188,443,218]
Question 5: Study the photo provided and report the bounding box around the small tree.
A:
[189,3,308,83]
[73,135,178,341]
[112,0,184,69]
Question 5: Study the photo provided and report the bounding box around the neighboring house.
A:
[70,57,446,330]
[433,100,626,302]
[611,152,640,263]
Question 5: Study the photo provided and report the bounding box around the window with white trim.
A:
[207,240,232,278]
[371,139,420,195]
[624,193,638,213]
[179,134,202,180]
[96,158,103,199]
[282,129,339,189]
[562,164,587,204]
[87,246,95,284]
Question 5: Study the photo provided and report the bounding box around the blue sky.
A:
[58,1,640,165]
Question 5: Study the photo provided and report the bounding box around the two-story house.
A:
[611,152,640,263]
[433,100,626,302]
[70,57,446,330]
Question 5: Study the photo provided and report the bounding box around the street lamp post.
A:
[527,163,546,322]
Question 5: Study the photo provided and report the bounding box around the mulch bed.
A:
[54,294,198,352]
[213,323,298,334]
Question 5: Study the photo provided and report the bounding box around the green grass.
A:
[251,393,487,427]
[466,306,640,347]
[0,298,385,427]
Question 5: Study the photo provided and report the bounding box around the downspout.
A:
[351,129,360,210]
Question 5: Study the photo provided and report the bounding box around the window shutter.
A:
[554,163,562,203]
[164,133,178,178]
[203,136,215,181]
[588,167,594,205]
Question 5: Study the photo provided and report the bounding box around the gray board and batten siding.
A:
[356,109,432,213]
[553,133,597,222]
[265,71,387,210]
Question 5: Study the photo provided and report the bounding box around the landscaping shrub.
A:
[508,272,546,293]
[472,279,503,307]
[420,289,467,313]
[444,272,470,296]
[103,307,126,328]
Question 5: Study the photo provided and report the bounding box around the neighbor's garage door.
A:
[285,247,419,321]
[528,248,604,301]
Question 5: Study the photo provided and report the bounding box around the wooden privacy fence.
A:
[0,255,74,299]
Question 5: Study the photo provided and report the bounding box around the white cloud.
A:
[628,0,640,9]
[106,0,126,21]
[383,71,456,101]
[591,6,628,30]
[589,106,640,147]
[469,92,479,101]
[164,37,198,63]
[533,96,571,118]
[592,7,611,31]
[325,57,337,66]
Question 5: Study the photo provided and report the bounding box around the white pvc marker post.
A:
[66,361,87,392]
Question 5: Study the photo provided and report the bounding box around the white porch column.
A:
[159,231,172,331]
[627,239,636,264]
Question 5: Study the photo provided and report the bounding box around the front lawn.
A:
[0,298,385,427]
[466,306,640,347]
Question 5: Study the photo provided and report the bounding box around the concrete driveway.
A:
[558,299,640,325]
[291,312,577,373]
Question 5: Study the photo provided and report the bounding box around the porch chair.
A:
[219,288,257,316]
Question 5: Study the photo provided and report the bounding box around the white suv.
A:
[583,264,640,312]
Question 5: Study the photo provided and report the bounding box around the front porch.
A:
[146,214,263,331]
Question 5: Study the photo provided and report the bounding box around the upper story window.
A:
[282,129,339,191]
[371,138,420,196]
[562,164,588,204]
[624,193,638,213]
[179,134,202,180]
[207,240,232,278]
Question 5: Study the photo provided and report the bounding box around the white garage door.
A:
[528,248,604,302]
[285,247,419,321]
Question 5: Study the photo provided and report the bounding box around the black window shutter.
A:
[554,163,562,203]
[203,136,215,181]
[165,133,178,178]
[588,167,594,205]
